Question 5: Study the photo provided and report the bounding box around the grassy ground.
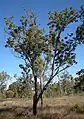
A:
[0,96,84,119]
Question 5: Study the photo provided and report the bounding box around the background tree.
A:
[0,71,10,97]
[7,74,34,98]
[44,82,61,97]
[59,71,74,95]
[74,69,84,93]
[5,8,84,115]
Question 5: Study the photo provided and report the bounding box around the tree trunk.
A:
[33,93,37,115]
[33,75,54,115]
[33,75,38,115]
[40,94,43,108]
[40,77,43,109]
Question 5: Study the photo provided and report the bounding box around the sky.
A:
[0,0,84,79]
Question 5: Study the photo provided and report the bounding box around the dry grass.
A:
[0,96,84,119]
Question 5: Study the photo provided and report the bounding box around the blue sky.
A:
[0,0,84,78]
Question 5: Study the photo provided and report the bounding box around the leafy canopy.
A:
[5,8,84,88]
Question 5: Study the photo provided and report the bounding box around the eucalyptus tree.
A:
[74,69,84,92]
[5,10,48,114]
[59,71,74,95]
[0,71,10,95]
[5,7,84,115]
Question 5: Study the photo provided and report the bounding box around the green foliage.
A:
[74,69,84,93]
[8,75,33,98]
[48,7,78,31]
[59,71,74,95]
[0,71,10,95]
[76,5,84,44]
[5,11,47,76]
[34,56,45,77]
[44,71,74,97]
[5,8,81,79]
[71,104,84,114]
[44,83,61,97]
[6,90,15,98]
[48,8,79,71]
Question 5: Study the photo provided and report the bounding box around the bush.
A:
[6,90,15,98]
[71,103,84,113]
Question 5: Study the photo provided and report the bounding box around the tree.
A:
[44,82,61,97]
[73,5,84,93]
[0,71,10,96]
[59,71,74,95]
[5,8,84,115]
[74,69,84,93]
[76,5,84,44]
[8,74,33,98]
[5,10,47,114]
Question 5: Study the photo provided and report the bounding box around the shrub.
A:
[6,90,15,98]
[71,103,84,113]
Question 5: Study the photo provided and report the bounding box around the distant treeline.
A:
[0,70,84,98]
